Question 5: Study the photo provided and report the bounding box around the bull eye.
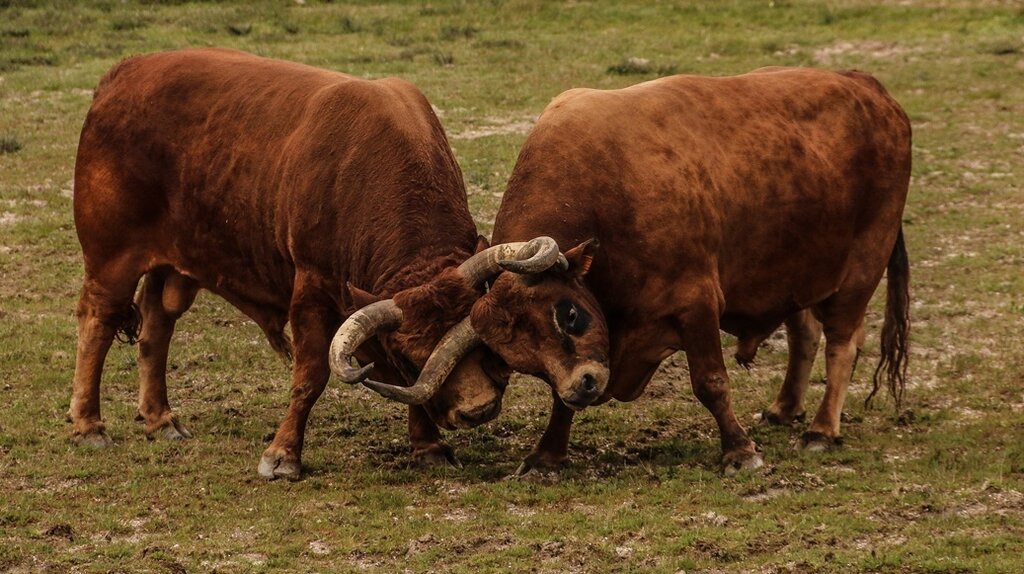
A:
[554,298,591,337]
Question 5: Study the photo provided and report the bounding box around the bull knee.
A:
[692,374,730,406]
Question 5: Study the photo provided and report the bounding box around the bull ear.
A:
[475,235,491,254]
[564,238,599,278]
[347,282,383,311]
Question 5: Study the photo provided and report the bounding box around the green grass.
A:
[2,0,1023,572]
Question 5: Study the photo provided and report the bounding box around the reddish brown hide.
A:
[486,67,912,473]
[69,48,506,479]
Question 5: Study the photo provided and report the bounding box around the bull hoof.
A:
[721,450,764,477]
[144,414,193,441]
[515,450,567,476]
[257,448,302,481]
[759,410,806,426]
[411,443,463,469]
[798,431,842,452]
[73,429,114,448]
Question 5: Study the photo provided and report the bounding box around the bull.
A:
[68,48,590,479]
[464,67,911,473]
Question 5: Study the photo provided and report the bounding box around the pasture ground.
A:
[1,1,1023,572]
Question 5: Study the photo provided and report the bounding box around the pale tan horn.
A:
[334,237,563,403]
[457,236,568,288]
[360,317,482,405]
[328,299,403,384]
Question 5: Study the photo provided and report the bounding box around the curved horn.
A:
[361,317,482,405]
[329,299,404,384]
[458,236,568,287]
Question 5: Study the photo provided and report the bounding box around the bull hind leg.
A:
[799,302,868,451]
[762,309,823,426]
[69,257,149,447]
[135,268,199,440]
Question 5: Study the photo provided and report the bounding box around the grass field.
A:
[2,1,1024,572]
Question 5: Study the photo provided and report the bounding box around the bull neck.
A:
[370,249,472,299]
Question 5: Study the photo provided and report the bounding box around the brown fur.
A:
[69,48,502,476]
[488,67,912,467]
[388,268,481,366]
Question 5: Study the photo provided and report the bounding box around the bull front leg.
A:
[516,389,576,475]
[258,284,338,480]
[362,358,463,468]
[680,297,764,475]
[408,405,462,468]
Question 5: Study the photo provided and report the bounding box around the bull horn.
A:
[458,236,568,288]
[361,317,482,405]
[328,299,404,384]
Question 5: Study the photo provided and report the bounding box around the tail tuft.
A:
[113,302,143,345]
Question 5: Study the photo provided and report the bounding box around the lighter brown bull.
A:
[472,67,912,473]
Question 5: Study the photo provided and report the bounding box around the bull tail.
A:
[865,228,910,411]
[113,302,143,345]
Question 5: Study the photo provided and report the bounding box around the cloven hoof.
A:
[72,429,114,448]
[798,431,843,452]
[514,449,568,476]
[411,443,463,469]
[722,451,764,477]
[144,415,193,441]
[759,409,806,426]
[257,450,302,481]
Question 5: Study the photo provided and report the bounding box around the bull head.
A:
[329,237,610,413]
[469,239,610,410]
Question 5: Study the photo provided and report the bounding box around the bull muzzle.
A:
[557,363,610,411]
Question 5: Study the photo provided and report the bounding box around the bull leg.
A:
[680,298,763,475]
[69,262,146,447]
[516,389,576,475]
[408,406,462,468]
[135,269,199,440]
[258,283,337,480]
[800,312,865,451]
[762,309,822,425]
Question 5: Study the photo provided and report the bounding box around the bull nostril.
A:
[581,373,597,393]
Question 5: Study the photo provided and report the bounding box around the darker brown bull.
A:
[69,48,517,479]
[486,67,912,473]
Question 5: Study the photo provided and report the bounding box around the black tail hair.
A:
[113,302,143,345]
[866,228,910,411]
